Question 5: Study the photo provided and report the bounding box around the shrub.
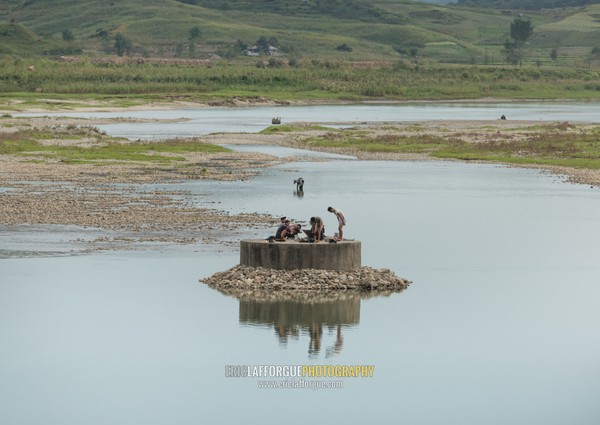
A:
[336,44,353,52]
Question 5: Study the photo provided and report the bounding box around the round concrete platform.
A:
[240,239,361,272]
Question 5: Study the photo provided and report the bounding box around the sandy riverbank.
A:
[0,95,328,114]
[0,114,293,251]
[263,119,600,187]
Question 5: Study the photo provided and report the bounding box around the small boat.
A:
[271,117,281,125]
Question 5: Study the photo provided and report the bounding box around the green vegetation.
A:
[298,124,600,169]
[457,0,600,9]
[260,124,333,133]
[0,23,81,56]
[433,129,600,169]
[2,2,599,187]
[305,131,453,154]
[1,60,600,108]
[2,0,600,66]
[504,17,534,67]
[0,127,229,163]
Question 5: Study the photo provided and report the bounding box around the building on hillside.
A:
[246,45,282,56]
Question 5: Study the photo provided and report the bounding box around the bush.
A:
[62,29,74,42]
[268,58,284,68]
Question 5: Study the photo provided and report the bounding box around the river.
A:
[2,104,600,425]
[21,101,600,139]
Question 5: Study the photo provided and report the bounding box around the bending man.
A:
[327,206,346,240]
[310,216,324,243]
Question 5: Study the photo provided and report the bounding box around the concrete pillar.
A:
[240,239,361,271]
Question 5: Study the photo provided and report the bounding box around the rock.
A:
[200,264,411,292]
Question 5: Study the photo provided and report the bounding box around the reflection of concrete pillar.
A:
[274,324,299,346]
[326,324,344,358]
[240,239,361,271]
[239,298,360,327]
[233,293,364,358]
[308,324,322,357]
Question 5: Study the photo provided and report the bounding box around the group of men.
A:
[275,207,346,243]
[272,178,347,242]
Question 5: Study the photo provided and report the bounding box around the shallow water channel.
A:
[2,105,600,424]
[22,101,600,138]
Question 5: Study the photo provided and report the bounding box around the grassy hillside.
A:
[1,0,455,60]
[0,23,80,56]
[1,0,600,66]
[457,0,600,9]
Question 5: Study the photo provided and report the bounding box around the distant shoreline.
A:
[2,96,596,115]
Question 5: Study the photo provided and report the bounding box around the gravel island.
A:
[200,264,411,292]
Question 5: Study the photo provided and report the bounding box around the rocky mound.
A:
[200,264,411,292]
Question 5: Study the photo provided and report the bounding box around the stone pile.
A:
[200,264,411,292]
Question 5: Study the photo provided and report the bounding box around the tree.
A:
[256,36,270,54]
[62,29,74,42]
[589,46,600,67]
[504,17,533,67]
[175,42,185,57]
[268,58,284,68]
[234,39,247,51]
[187,27,201,58]
[550,47,558,64]
[510,17,533,45]
[114,33,133,56]
[483,50,491,65]
[189,26,201,40]
[503,40,522,67]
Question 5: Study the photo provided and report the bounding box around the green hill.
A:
[0,22,80,56]
[457,0,600,9]
[1,0,600,66]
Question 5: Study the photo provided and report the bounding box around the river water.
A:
[2,104,600,424]
[21,101,600,139]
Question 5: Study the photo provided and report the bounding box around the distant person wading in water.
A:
[294,177,304,191]
[327,206,346,241]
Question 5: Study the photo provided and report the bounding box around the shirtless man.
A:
[275,218,289,241]
[310,216,324,243]
[286,221,302,238]
[327,206,346,240]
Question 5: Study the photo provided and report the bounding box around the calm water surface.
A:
[2,106,600,424]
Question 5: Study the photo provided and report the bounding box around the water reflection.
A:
[214,288,402,358]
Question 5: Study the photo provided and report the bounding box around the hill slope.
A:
[1,0,600,65]
[0,22,80,56]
